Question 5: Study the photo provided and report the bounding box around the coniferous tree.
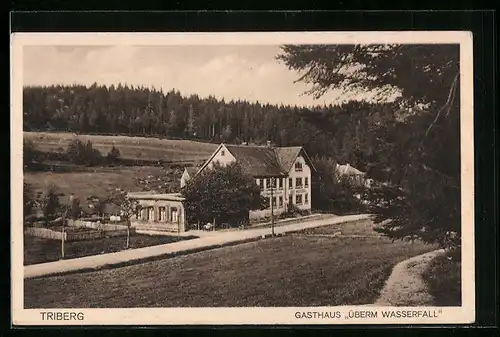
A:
[278,44,461,249]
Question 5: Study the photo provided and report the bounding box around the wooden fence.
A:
[65,228,135,241]
[24,227,66,240]
[25,225,135,241]
[68,219,128,231]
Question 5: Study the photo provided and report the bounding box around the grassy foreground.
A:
[24,233,198,266]
[422,252,462,306]
[25,235,433,308]
[296,218,381,236]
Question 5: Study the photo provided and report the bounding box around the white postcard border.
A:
[11,31,475,326]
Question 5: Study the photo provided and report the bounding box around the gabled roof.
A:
[224,145,284,176]
[274,147,302,172]
[127,192,185,201]
[336,163,365,176]
[197,143,315,177]
[274,146,316,173]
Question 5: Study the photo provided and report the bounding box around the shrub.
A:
[311,156,367,215]
[67,139,103,166]
[279,204,309,219]
[107,145,121,163]
[41,184,62,224]
[422,252,461,306]
[23,183,35,219]
[23,139,41,168]
[328,177,367,215]
[69,195,81,220]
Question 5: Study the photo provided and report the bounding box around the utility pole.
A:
[61,199,70,260]
[177,211,180,241]
[271,178,275,237]
[61,215,65,259]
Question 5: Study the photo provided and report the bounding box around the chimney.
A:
[266,140,272,147]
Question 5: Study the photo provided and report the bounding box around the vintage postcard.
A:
[11,31,474,325]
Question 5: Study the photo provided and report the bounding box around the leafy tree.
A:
[23,183,35,219]
[107,144,121,163]
[107,190,140,249]
[85,140,103,166]
[311,156,338,211]
[66,139,86,165]
[23,140,38,167]
[69,194,81,220]
[311,156,365,214]
[66,139,103,166]
[278,44,460,249]
[41,184,61,224]
[182,162,265,226]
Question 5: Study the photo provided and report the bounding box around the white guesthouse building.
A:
[184,143,316,220]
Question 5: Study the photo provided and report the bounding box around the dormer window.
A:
[295,162,303,172]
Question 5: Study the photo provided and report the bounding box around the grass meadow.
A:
[24,233,198,266]
[23,131,218,205]
[24,131,218,163]
[24,232,434,308]
[24,165,177,206]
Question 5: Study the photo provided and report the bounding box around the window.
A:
[305,177,309,188]
[305,193,309,204]
[170,207,178,222]
[296,177,303,188]
[221,150,225,156]
[158,207,166,221]
[278,178,283,189]
[279,196,283,207]
[142,207,153,221]
[289,178,293,189]
[271,178,276,188]
[295,162,303,172]
[272,197,277,207]
[296,194,303,205]
[259,179,264,189]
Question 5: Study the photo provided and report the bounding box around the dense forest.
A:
[23,84,397,173]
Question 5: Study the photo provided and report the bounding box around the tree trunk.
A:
[126,222,130,249]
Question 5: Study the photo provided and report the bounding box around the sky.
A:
[23,45,377,107]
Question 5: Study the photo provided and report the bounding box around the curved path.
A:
[372,249,445,306]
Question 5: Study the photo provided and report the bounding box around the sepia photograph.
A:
[11,32,474,325]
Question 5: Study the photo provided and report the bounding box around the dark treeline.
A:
[23,83,397,172]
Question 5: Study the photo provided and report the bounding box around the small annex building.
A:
[127,191,187,232]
